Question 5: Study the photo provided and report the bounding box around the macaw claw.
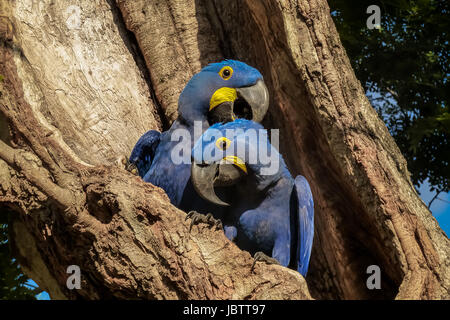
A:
[185,211,223,232]
[117,155,138,175]
[251,251,280,270]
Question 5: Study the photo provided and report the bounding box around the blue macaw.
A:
[129,60,269,216]
[190,119,314,276]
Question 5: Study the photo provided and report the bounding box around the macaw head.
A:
[191,119,283,206]
[178,60,269,126]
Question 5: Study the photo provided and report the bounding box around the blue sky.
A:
[36,290,50,300]
[25,279,50,300]
[417,180,450,236]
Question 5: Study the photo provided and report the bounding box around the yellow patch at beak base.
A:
[222,156,248,174]
[209,87,237,111]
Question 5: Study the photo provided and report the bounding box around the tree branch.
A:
[428,190,442,208]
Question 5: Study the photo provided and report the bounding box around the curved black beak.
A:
[235,79,269,123]
[191,160,246,206]
[208,79,269,124]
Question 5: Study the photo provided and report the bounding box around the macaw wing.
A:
[129,130,161,177]
[292,175,314,276]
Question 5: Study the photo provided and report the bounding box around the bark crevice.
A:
[106,0,167,131]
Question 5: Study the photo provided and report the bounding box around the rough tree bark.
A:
[0,0,448,300]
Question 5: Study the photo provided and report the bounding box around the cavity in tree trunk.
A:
[0,0,448,300]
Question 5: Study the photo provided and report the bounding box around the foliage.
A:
[0,212,40,300]
[328,0,449,193]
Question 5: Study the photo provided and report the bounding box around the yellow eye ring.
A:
[215,137,231,150]
[219,66,233,80]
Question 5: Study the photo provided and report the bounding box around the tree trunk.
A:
[0,0,448,300]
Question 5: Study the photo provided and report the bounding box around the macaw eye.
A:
[219,66,233,80]
[215,137,231,150]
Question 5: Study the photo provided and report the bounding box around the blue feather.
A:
[129,130,161,177]
[193,120,315,276]
[293,176,314,276]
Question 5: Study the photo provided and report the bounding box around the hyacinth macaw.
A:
[129,60,269,216]
[190,119,314,276]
